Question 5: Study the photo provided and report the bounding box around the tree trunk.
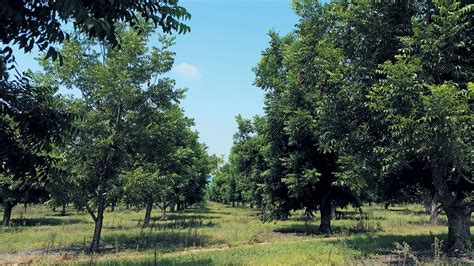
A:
[170,202,175,213]
[429,194,439,225]
[161,206,166,220]
[110,201,115,212]
[61,203,67,216]
[89,188,105,252]
[384,202,390,210]
[143,200,153,227]
[319,201,332,234]
[90,204,104,252]
[2,202,13,226]
[432,164,471,254]
[443,200,471,254]
[330,205,336,220]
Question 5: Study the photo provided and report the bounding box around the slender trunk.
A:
[330,205,336,220]
[2,202,13,226]
[170,202,175,213]
[429,194,438,225]
[90,203,104,252]
[319,201,332,234]
[143,200,153,227]
[161,206,166,220]
[61,203,67,216]
[384,203,390,210]
[110,201,115,212]
[90,184,105,252]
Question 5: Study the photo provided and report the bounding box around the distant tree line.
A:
[208,0,473,255]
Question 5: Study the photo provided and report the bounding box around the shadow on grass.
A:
[407,217,448,226]
[273,223,346,236]
[101,230,222,253]
[149,219,216,230]
[341,233,472,256]
[385,208,427,216]
[9,217,88,227]
[130,215,222,224]
[92,258,214,266]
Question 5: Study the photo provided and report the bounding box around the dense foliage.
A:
[209,0,473,254]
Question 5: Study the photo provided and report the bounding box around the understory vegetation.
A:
[0,202,472,265]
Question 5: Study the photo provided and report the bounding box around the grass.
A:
[0,202,472,265]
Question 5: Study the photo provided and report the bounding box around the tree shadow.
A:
[9,217,88,227]
[342,233,457,256]
[273,223,346,236]
[101,230,223,253]
[105,257,214,265]
[149,219,217,230]
[130,215,222,224]
[385,208,427,215]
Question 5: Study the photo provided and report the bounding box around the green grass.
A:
[0,202,472,265]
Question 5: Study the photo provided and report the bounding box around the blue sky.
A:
[13,0,299,158]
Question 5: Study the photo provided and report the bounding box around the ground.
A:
[0,202,472,265]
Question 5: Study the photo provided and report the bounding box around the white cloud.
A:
[173,63,202,79]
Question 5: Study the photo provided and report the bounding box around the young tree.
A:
[35,25,182,251]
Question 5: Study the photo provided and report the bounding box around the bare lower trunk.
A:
[443,200,471,254]
[432,165,471,254]
[61,203,67,216]
[429,195,439,225]
[330,205,336,220]
[161,206,166,220]
[319,201,332,234]
[89,189,105,252]
[143,200,153,227]
[90,203,104,252]
[2,202,13,226]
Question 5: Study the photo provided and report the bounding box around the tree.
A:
[123,103,211,226]
[366,0,473,251]
[1,0,190,224]
[252,12,359,232]
[229,115,267,209]
[312,0,473,253]
[0,84,73,225]
[34,25,182,251]
[0,173,48,225]
[0,0,190,71]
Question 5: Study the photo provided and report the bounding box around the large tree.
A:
[366,0,473,253]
